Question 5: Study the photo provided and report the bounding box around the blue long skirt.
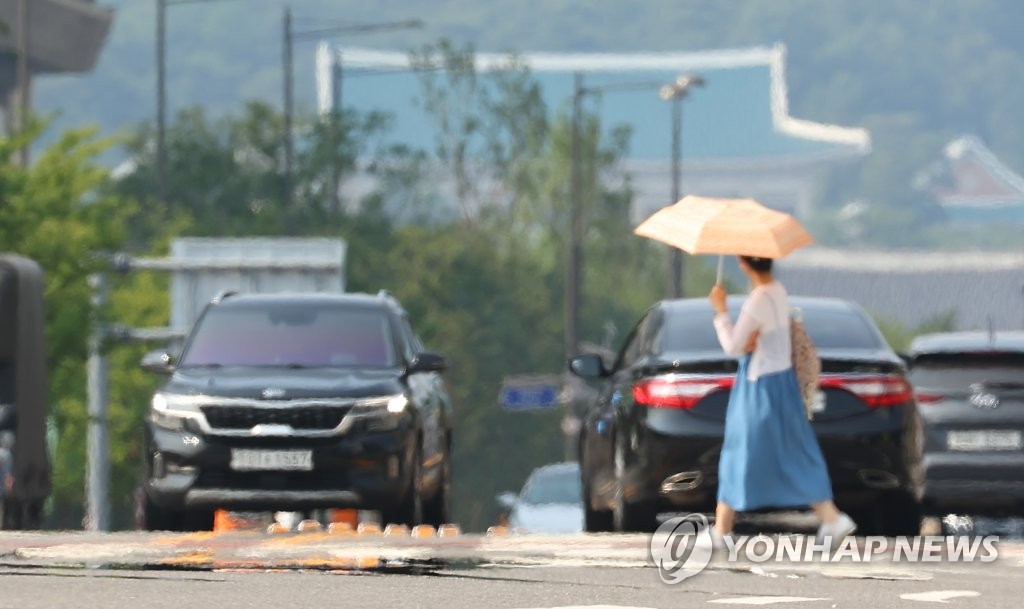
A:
[717,355,833,511]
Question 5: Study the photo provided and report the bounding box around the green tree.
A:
[0,125,135,525]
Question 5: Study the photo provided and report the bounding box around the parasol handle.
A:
[716,255,724,285]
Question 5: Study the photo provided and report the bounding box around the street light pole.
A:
[566,72,584,363]
[669,94,683,298]
[156,0,168,209]
[660,75,704,298]
[283,6,294,211]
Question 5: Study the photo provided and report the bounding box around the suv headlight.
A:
[354,394,409,431]
[150,394,202,431]
[355,394,409,414]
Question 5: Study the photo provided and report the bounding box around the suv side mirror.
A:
[141,350,176,374]
[898,353,914,368]
[568,354,609,379]
[408,351,447,374]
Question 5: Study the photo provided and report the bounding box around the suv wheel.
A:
[142,493,183,532]
[422,441,451,526]
[382,444,423,527]
[183,508,215,531]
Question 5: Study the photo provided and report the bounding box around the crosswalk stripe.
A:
[900,591,981,603]
[709,598,830,605]
[515,606,659,609]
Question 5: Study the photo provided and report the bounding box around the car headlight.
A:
[353,394,409,431]
[150,393,202,431]
[354,394,409,414]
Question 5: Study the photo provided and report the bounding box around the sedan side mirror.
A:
[141,350,176,375]
[408,351,447,374]
[568,354,609,379]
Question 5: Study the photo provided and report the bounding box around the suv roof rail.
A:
[377,289,392,299]
[211,290,239,304]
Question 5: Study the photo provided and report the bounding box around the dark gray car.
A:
[907,331,1024,517]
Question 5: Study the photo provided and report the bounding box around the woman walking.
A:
[708,255,855,546]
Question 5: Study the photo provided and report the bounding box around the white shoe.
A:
[707,526,730,551]
[816,512,857,548]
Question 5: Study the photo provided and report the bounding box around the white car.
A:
[499,462,583,534]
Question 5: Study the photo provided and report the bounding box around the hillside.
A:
[36,1,1024,228]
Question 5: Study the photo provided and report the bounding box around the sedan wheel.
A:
[612,439,657,533]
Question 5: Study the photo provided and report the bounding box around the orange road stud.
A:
[297,519,322,532]
[438,523,461,537]
[411,524,436,538]
[384,524,410,537]
[328,521,354,535]
[357,522,381,536]
[214,510,268,533]
[266,522,292,534]
[486,525,509,537]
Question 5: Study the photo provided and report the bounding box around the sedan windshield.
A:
[180,303,398,368]
[662,303,884,352]
[520,469,582,505]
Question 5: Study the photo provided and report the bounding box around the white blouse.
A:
[713,281,792,381]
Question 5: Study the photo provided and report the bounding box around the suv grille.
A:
[200,405,351,430]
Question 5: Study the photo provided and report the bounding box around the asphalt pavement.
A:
[0,560,1020,609]
[0,524,1022,608]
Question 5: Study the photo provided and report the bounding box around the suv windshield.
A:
[180,302,398,368]
[520,469,581,505]
[662,303,884,353]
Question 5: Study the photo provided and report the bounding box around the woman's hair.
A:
[739,255,773,273]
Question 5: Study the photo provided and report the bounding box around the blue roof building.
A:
[319,44,870,220]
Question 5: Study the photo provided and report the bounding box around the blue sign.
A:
[500,384,560,411]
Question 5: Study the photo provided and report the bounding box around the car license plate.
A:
[230,449,313,471]
[947,430,1023,452]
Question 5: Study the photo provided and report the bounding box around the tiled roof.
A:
[778,249,1024,332]
[325,44,870,163]
[914,135,1024,208]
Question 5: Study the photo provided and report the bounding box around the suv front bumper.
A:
[144,421,415,512]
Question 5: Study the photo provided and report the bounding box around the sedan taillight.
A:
[819,374,913,408]
[633,375,734,409]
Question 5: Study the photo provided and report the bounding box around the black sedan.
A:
[570,296,921,535]
[906,331,1024,518]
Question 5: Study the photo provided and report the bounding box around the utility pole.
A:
[566,72,584,362]
[669,94,683,298]
[15,0,31,166]
[660,75,704,298]
[283,6,294,211]
[156,0,168,209]
[85,274,109,532]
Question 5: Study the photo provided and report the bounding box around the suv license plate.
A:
[230,449,313,471]
[947,430,1023,452]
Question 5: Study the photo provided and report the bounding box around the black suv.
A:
[140,292,453,531]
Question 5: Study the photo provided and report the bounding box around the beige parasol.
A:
[634,195,814,284]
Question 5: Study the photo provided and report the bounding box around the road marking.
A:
[516,606,659,609]
[709,598,829,605]
[900,591,981,603]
